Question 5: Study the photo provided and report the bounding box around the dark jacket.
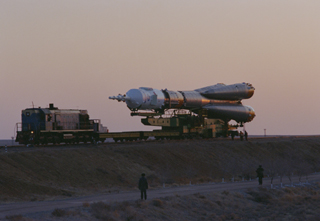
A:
[256,167,264,178]
[139,176,148,190]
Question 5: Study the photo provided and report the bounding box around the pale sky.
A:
[1,0,320,139]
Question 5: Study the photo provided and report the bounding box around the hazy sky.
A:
[1,1,320,139]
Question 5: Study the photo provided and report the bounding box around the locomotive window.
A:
[26,112,30,116]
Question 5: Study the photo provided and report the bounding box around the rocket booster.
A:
[109,82,256,123]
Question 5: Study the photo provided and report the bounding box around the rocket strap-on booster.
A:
[109,82,256,123]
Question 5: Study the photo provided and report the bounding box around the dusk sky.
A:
[1,1,320,139]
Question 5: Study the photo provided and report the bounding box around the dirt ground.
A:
[52,184,320,221]
[1,136,320,203]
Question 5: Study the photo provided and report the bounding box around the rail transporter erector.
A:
[16,83,256,145]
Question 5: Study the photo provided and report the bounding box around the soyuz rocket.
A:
[109,83,256,124]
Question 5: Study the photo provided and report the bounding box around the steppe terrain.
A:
[1,136,320,220]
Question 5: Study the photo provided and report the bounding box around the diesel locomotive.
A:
[15,103,108,145]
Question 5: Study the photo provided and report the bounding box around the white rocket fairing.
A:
[109,83,256,123]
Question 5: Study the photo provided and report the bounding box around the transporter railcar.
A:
[97,110,239,142]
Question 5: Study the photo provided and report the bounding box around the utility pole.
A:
[264,129,266,137]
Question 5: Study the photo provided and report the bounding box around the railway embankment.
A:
[0,136,320,202]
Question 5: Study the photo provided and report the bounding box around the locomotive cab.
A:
[21,108,46,132]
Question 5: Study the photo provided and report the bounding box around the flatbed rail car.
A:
[97,130,181,142]
[98,113,240,142]
[98,132,142,142]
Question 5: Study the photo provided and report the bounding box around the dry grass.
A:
[5,215,26,221]
[52,208,68,217]
[17,182,319,220]
[51,208,84,218]
[84,184,320,221]
[83,202,90,208]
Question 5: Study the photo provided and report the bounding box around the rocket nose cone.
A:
[125,89,143,109]
[245,106,256,122]
[247,89,255,98]
[247,110,256,122]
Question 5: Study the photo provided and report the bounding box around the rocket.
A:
[109,82,256,123]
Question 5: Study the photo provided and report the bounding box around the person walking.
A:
[256,165,264,185]
[139,173,148,200]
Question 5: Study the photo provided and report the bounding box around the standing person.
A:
[256,165,264,185]
[139,173,148,200]
[244,130,248,141]
[231,132,235,140]
[240,131,244,141]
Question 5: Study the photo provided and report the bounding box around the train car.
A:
[97,130,182,143]
[98,131,143,143]
[96,111,238,142]
[15,103,108,145]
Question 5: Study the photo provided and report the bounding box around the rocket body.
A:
[125,88,166,110]
[109,83,256,123]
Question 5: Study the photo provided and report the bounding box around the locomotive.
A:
[15,103,108,145]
